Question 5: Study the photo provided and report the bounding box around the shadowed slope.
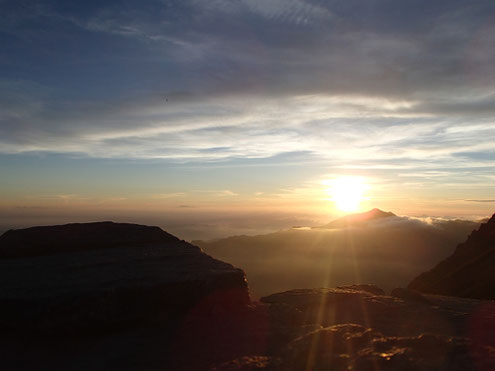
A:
[409,213,495,299]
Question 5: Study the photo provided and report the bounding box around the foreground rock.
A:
[0,222,260,370]
[409,213,495,299]
[217,286,495,370]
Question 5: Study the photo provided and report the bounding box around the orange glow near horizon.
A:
[327,176,369,213]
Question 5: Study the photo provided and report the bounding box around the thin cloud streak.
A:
[1,94,493,176]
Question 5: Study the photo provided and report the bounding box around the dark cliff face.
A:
[409,213,495,299]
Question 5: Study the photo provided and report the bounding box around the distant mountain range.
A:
[196,209,482,297]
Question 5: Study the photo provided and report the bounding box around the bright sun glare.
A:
[327,176,368,213]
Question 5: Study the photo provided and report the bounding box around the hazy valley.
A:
[197,209,482,297]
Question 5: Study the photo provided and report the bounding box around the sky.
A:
[1,0,495,239]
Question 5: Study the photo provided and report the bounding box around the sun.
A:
[327,176,368,213]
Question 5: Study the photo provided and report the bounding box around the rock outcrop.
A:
[0,222,256,370]
[409,213,495,299]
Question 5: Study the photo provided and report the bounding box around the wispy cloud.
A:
[1,0,495,206]
[1,93,494,174]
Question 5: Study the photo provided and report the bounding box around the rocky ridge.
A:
[409,213,495,299]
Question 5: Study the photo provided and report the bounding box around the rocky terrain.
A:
[217,285,495,370]
[2,221,495,370]
[409,213,495,300]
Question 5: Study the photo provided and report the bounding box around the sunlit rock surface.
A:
[409,213,495,299]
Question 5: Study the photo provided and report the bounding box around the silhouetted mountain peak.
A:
[455,212,495,249]
[320,208,396,229]
[488,212,495,223]
[476,211,495,232]
[364,208,396,218]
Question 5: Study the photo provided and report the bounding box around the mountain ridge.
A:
[196,210,480,297]
[409,212,495,299]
